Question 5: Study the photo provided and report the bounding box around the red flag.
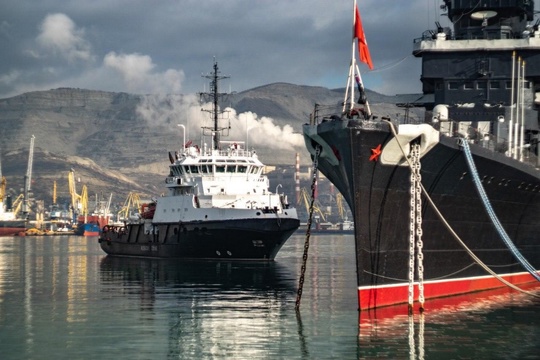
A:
[354,6,374,70]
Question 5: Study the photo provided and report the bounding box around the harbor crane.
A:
[68,169,88,222]
[299,187,327,222]
[22,135,35,216]
[117,192,141,222]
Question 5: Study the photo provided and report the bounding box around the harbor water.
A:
[0,234,538,359]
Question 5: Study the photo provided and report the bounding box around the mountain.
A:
[0,85,423,214]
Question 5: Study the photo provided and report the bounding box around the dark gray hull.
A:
[304,119,540,308]
[99,218,300,260]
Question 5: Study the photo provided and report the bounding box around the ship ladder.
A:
[295,144,322,311]
[460,138,540,282]
[383,120,539,299]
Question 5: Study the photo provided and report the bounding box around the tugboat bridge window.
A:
[448,82,459,90]
[490,82,500,89]
[464,82,474,90]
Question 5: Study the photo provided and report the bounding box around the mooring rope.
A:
[460,138,540,282]
[383,120,539,298]
[295,145,322,311]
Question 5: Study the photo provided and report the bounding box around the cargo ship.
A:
[99,60,299,260]
[303,0,539,310]
[0,158,26,236]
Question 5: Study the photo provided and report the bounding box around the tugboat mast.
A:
[200,59,230,150]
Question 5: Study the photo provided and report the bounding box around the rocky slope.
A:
[0,85,423,213]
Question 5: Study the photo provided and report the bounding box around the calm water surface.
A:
[0,234,538,359]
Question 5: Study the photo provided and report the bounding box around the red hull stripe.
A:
[358,272,539,310]
[358,281,540,324]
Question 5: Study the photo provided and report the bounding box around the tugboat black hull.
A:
[99,218,300,260]
[304,120,540,309]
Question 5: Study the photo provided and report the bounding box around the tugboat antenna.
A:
[200,58,231,150]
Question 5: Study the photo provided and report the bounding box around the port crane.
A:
[117,192,141,222]
[21,135,35,217]
[0,157,5,204]
[9,194,24,218]
[299,187,327,222]
[68,169,88,222]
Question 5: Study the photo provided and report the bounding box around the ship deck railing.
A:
[438,122,539,169]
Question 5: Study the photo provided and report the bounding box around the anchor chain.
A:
[295,144,321,311]
[408,143,425,313]
[408,146,416,313]
[413,144,425,310]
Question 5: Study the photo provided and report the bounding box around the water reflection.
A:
[0,235,538,359]
[357,285,540,359]
[99,256,298,358]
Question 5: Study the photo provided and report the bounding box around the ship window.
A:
[226,165,236,173]
[490,81,500,89]
[448,82,459,90]
[184,166,191,173]
[506,81,512,89]
[464,82,473,90]
[251,166,259,174]
[477,82,487,90]
[523,81,530,89]
[201,165,209,174]
[238,165,247,173]
[216,165,225,173]
[190,165,199,173]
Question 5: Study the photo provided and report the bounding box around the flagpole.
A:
[355,62,371,116]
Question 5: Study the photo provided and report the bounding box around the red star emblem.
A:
[369,144,382,162]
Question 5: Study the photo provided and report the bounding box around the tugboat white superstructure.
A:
[99,61,299,260]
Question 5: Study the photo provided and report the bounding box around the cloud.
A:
[104,52,184,94]
[36,13,93,63]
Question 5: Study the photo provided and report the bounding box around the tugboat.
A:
[99,60,299,260]
[303,0,539,310]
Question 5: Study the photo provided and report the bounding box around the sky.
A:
[0,0,465,99]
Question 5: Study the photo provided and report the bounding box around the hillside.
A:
[0,85,424,213]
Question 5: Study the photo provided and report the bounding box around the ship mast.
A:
[200,59,230,150]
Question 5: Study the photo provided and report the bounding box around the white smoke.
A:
[231,109,303,150]
[136,95,303,151]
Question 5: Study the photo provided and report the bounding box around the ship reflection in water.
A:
[0,235,538,359]
[99,256,296,309]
